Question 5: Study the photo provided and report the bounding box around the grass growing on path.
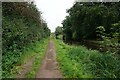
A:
[25,38,49,78]
[54,39,120,78]
[9,38,49,78]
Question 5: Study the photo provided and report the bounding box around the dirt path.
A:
[16,57,35,78]
[36,40,62,78]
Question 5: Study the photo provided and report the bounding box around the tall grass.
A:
[54,39,120,78]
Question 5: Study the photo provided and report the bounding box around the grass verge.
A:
[54,39,120,78]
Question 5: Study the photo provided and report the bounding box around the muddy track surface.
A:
[36,40,62,78]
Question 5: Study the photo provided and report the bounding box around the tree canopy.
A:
[62,2,120,42]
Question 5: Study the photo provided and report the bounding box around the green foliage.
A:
[96,26,105,39]
[62,16,72,41]
[96,22,120,53]
[2,38,48,78]
[55,26,63,39]
[2,2,50,78]
[62,2,120,41]
[25,39,48,78]
[111,22,120,43]
[54,39,120,78]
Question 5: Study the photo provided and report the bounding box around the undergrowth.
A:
[54,39,120,78]
[2,38,49,78]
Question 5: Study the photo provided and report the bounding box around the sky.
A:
[34,0,75,32]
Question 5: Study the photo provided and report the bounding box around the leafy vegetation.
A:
[54,38,120,78]
[55,26,63,39]
[2,2,50,78]
[61,2,120,53]
[9,39,48,78]
[2,1,120,78]
[25,39,49,78]
[96,22,120,53]
[62,2,120,41]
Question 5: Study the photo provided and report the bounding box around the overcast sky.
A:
[34,0,75,32]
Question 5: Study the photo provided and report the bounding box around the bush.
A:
[2,2,50,77]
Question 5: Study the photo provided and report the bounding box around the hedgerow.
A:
[2,2,50,77]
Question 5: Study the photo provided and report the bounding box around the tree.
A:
[55,26,62,39]
[62,2,120,42]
